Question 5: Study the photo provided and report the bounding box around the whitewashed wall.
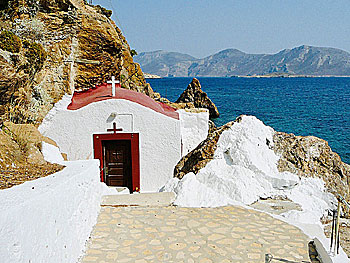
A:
[178,109,209,156]
[0,160,114,263]
[39,99,182,192]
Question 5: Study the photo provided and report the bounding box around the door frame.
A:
[93,133,140,192]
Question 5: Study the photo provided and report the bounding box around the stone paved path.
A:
[81,205,316,263]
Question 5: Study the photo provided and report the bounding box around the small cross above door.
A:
[107,122,123,133]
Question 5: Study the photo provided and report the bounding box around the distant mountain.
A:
[134,46,350,77]
[134,50,198,77]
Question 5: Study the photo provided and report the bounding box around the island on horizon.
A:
[134,45,350,78]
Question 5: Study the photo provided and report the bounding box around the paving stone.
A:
[82,256,98,262]
[199,258,212,263]
[81,205,312,262]
[191,252,201,258]
[176,251,185,259]
[149,239,161,245]
[188,246,200,252]
[174,230,187,237]
[217,238,234,245]
[169,242,187,250]
[208,233,225,241]
[198,226,210,235]
[87,249,102,255]
[105,252,118,260]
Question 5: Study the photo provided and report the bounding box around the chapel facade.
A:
[40,79,209,192]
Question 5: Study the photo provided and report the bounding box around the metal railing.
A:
[265,193,350,262]
[329,193,350,255]
[337,194,350,211]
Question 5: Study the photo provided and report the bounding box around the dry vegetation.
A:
[0,122,65,190]
[0,163,64,190]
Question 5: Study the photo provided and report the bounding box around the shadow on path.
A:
[266,241,321,263]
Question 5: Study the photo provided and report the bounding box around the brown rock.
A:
[39,0,73,12]
[0,129,24,167]
[175,78,220,119]
[42,136,58,147]
[169,102,195,110]
[273,132,350,203]
[61,152,68,161]
[208,120,217,134]
[174,118,240,179]
[3,122,47,165]
[26,144,46,165]
[3,122,43,151]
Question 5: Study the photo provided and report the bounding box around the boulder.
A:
[26,144,46,165]
[2,122,67,164]
[0,129,24,167]
[273,132,350,200]
[174,118,238,179]
[175,78,220,118]
[3,122,46,164]
[174,116,350,208]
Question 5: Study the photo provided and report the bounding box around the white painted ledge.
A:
[102,192,176,207]
[0,160,115,263]
[314,237,350,263]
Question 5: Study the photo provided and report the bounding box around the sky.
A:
[93,0,350,58]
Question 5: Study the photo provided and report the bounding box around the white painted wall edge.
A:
[0,160,117,263]
[313,236,350,263]
[314,237,333,263]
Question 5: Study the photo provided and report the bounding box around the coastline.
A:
[143,73,162,79]
[231,74,350,78]
[151,75,350,78]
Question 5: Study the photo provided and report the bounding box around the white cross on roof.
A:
[107,76,120,97]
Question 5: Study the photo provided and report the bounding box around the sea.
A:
[147,77,350,164]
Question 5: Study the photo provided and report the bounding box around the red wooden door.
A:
[103,140,132,190]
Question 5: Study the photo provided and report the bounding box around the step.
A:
[101,192,176,207]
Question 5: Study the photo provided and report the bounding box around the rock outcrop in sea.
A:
[175,78,220,118]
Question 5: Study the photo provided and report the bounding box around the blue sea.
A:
[147,77,350,164]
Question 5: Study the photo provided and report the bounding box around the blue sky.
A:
[93,0,350,58]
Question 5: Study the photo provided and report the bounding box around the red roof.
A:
[67,83,179,120]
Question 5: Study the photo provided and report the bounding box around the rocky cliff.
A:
[273,132,350,201]
[0,0,153,126]
[0,0,154,177]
